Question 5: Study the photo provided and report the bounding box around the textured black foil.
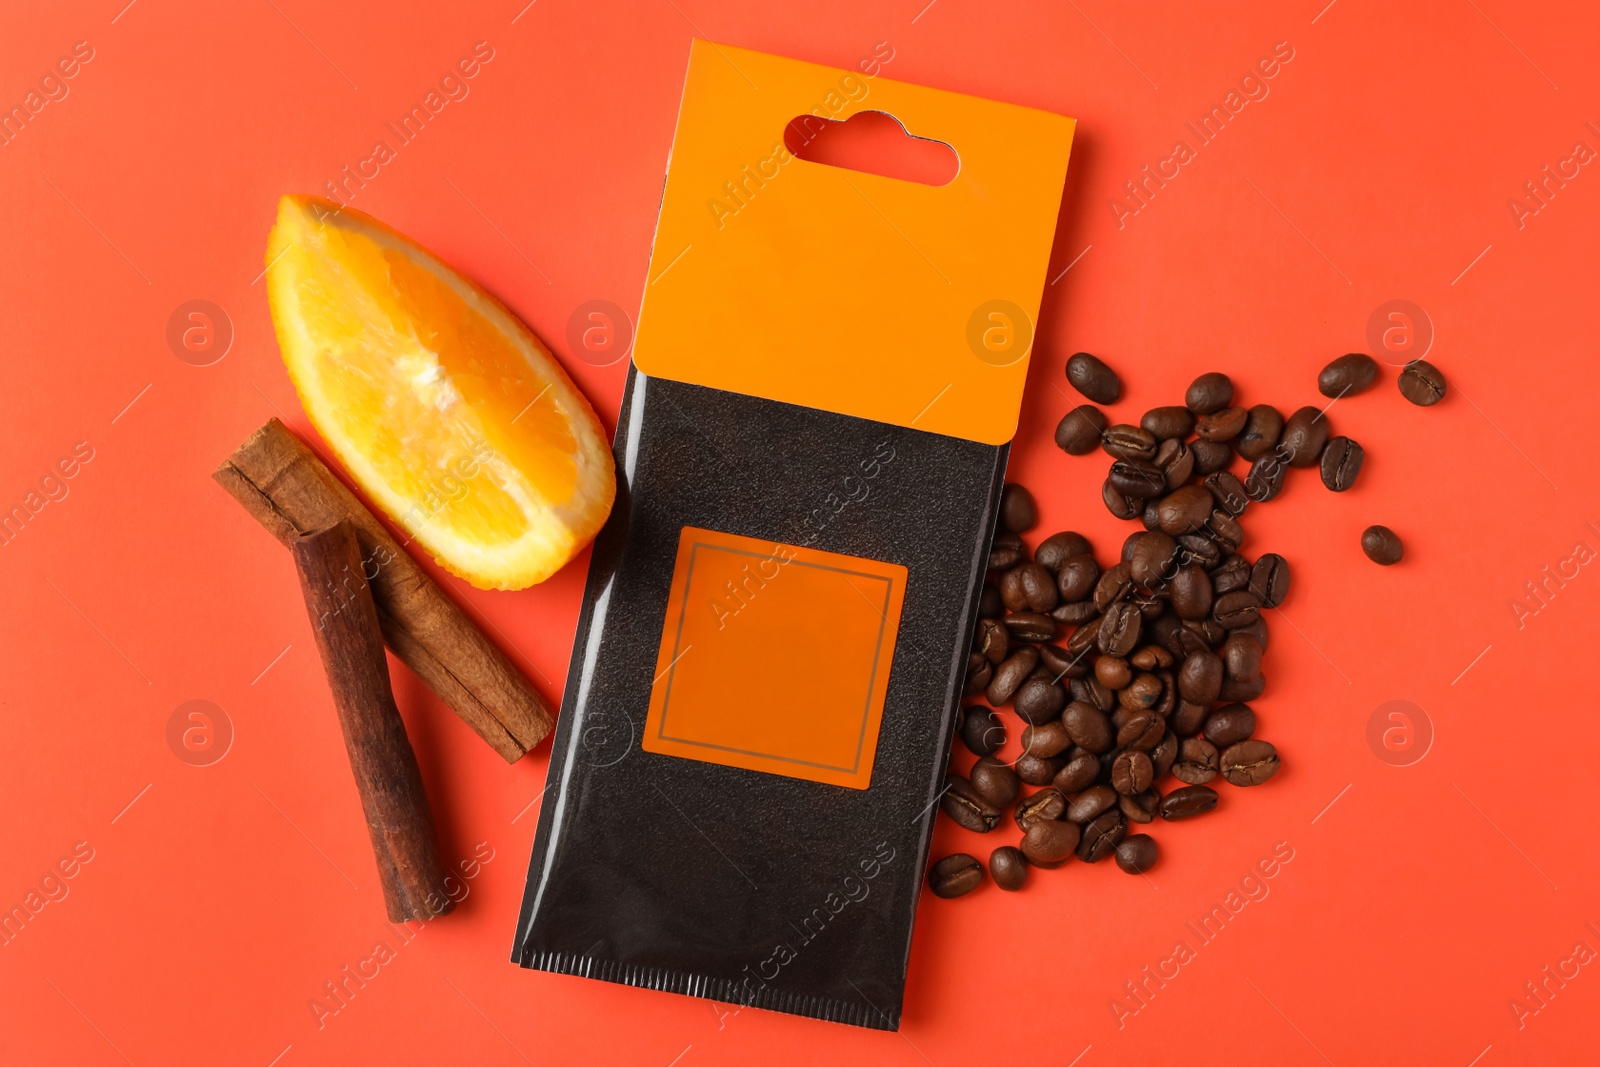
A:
[512,366,1006,1030]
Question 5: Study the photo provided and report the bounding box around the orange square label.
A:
[643,527,908,789]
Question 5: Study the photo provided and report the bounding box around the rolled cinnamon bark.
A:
[213,418,553,761]
[291,521,455,922]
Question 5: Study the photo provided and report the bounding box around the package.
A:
[512,41,1074,1029]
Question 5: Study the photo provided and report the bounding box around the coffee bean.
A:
[1140,500,1162,532]
[941,776,1001,832]
[1039,643,1088,679]
[1170,565,1214,620]
[1141,406,1195,440]
[1236,404,1284,461]
[1361,524,1404,565]
[1219,673,1266,702]
[1129,645,1174,670]
[1055,404,1108,455]
[1206,510,1245,550]
[970,756,1021,807]
[1066,785,1119,824]
[1117,711,1164,751]
[1018,562,1059,612]
[1021,820,1080,867]
[1212,588,1260,629]
[1115,834,1159,874]
[1129,531,1178,587]
[1186,372,1233,415]
[1120,791,1161,824]
[1097,601,1142,656]
[978,584,1004,619]
[1203,703,1256,747]
[1066,352,1122,404]
[1210,553,1251,593]
[1173,700,1209,737]
[1172,737,1219,784]
[1071,674,1116,711]
[1064,701,1114,754]
[1320,436,1364,492]
[998,567,1029,613]
[999,483,1037,533]
[1014,753,1066,786]
[961,706,1005,756]
[1183,618,1227,648]
[1014,675,1066,725]
[1055,554,1101,604]
[1004,612,1057,643]
[1110,459,1168,499]
[929,853,984,897]
[1111,750,1154,795]
[1196,406,1248,441]
[989,846,1029,891]
[1280,406,1329,468]
[1102,479,1144,520]
[989,531,1025,570]
[1015,787,1067,831]
[1121,532,1145,563]
[1053,600,1099,625]
[1094,561,1135,609]
[1398,359,1447,406]
[1118,672,1163,711]
[974,617,1009,664]
[1203,471,1249,517]
[1022,720,1073,758]
[1066,616,1103,656]
[986,646,1038,705]
[1160,784,1219,820]
[1189,439,1233,475]
[963,657,992,696]
[1155,438,1195,490]
[1150,729,1179,777]
[1319,353,1379,397]
[1095,655,1133,690]
[1053,751,1102,794]
[1178,651,1224,704]
[1244,454,1287,502]
[1101,424,1158,462]
[1220,740,1280,786]
[1248,553,1290,607]
[1078,810,1126,862]
[1036,531,1093,572]
[1157,485,1214,535]
[1221,632,1263,682]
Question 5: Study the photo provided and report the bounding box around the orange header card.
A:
[643,526,908,790]
[633,42,1075,446]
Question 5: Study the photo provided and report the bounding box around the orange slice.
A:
[265,195,615,590]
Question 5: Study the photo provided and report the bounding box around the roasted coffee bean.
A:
[1111,750,1154,795]
[1014,676,1067,725]
[1117,711,1165,751]
[1022,721,1073,758]
[1101,424,1158,462]
[1248,553,1290,608]
[1173,700,1209,738]
[1015,787,1067,831]
[989,531,1025,571]
[1053,751,1102,794]
[1141,406,1195,440]
[1140,500,1163,531]
[1036,531,1093,572]
[1120,790,1161,824]
[964,651,992,695]
[1115,834,1159,874]
[1097,601,1142,656]
[999,483,1037,533]
[1078,810,1126,862]
[1186,372,1233,415]
[1320,436,1364,492]
[1094,562,1134,610]
[1203,703,1256,747]
[1205,471,1249,517]
[1150,729,1179,777]
[970,757,1021,807]
[1014,753,1066,786]
[1219,673,1266,702]
[1070,675,1115,712]
[1066,351,1122,404]
[1244,454,1287,502]
[1066,616,1103,656]
[1110,459,1168,499]
[1066,785,1119,824]
[1319,352,1379,397]
[1021,820,1080,867]
[1196,406,1248,441]
[1398,359,1447,406]
[1039,643,1088,679]
[974,617,1010,664]
[941,776,1001,832]
[1178,651,1224,704]
[1018,562,1059,612]
[1149,614,1186,658]
[961,706,1005,756]
[978,584,1005,619]
[1155,437,1195,490]
[1121,532,1144,563]
[1129,644,1174,670]
[1189,438,1233,475]
[1220,740,1280,786]
[1063,701,1114,754]
[1129,531,1178,587]
[1053,600,1099,625]
[1157,485,1214,535]
[1280,406,1329,468]
[1213,590,1261,629]
[1055,554,1101,602]
[1055,404,1108,455]
[989,846,1029,891]
[929,853,984,897]
[1102,479,1144,520]
[1206,510,1245,550]
[1173,737,1219,784]
[1221,632,1263,682]
[1211,553,1251,592]
[1095,655,1133,690]
[1170,565,1214,620]
[1118,672,1164,711]
[1004,612,1057,643]
[1236,404,1284,461]
[1362,524,1404,565]
[1183,618,1227,648]
[999,566,1030,612]
[986,646,1039,705]
[1160,784,1219,820]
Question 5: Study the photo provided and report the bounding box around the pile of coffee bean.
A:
[928,350,1444,898]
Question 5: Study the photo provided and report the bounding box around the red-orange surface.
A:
[3,2,1597,1064]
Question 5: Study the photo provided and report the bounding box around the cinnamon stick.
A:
[291,521,455,922]
[213,418,553,761]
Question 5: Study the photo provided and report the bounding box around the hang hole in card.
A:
[784,110,959,187]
